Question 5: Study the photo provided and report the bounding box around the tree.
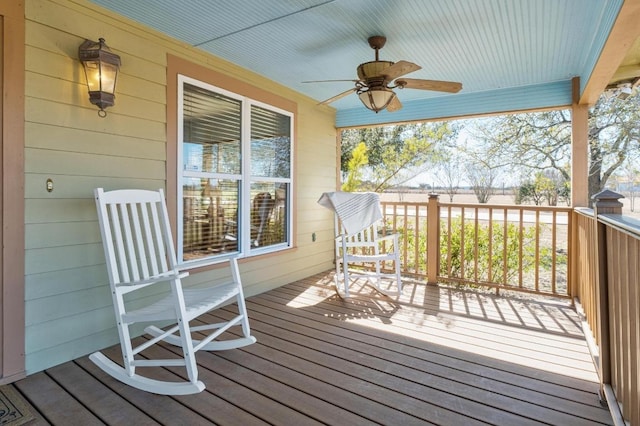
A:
[340,125,417,177]
[466,161,497,203]
[434,156,462,202]
[455,136,505,204]
[340,121,459,192]
[517,170,569,206]
[371,136,436,191]
[517,181,544,205]
[472,91,640,203]
[619,161,640,211]
[341,142,368,192]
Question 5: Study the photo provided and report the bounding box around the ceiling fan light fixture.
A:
[358,86,396,113]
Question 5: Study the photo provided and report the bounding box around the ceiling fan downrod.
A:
[367,35,386,61]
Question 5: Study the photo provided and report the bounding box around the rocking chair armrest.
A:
[376,232,399,243]
[115,270,190,287]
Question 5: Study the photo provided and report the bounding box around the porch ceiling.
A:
[88,0,640,127]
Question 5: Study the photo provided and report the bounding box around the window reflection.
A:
[182,178,239,260]
[250,182,288,248]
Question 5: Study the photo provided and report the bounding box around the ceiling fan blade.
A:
[303,79,359,83]
[397,78,462,93]
[386,96,402,112]
[381,61,421,80]
[319,88,356,105]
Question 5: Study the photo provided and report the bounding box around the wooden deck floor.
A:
[8,272,612,425]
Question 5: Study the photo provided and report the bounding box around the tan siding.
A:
[25,174,166,199]
[25,97,167,140]
[26,148,165,178]
[22,0,337,375]
[26,122,166,160]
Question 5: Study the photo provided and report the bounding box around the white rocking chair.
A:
[319,192,402,298]
[91,188,256,395]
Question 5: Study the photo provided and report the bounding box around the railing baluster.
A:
[488,208,493,282]
[417,205,422,275]
[447,205,452,278]
[474,206,479,283]
[551,210,557,294]
[519,209,524,288]
[535,210,541,293]
[403,203,409,272]
[503,208,508,286]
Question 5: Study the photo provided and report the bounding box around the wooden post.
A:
[571,77,589,208]
[427,193,439,285]
[592,189,623,399]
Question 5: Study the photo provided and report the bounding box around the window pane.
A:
[183,83,241,174]
[183,178,239,261]
[251,105,291,178]
[250,182,288,248]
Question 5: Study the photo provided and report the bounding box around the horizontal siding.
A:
[25,265,107,299]
[25,221,100,249]
[25,329,118,375]
[25,97,167,140]
[25,148,165,178]
[25,243,105,275]
[22,0,337,375]
[25,122,166,160]
[25,173,166,198]
[25,306,114,354]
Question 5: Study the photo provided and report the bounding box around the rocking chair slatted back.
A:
[96,189,174,287]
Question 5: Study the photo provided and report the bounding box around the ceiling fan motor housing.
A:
[357,61,394,81]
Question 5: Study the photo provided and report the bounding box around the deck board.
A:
[46,361,160,425]
[13,370,103,425]
[237,299,609,424]
[241,290,602,424]
[6,271,613,425]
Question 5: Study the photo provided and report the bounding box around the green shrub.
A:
[439,218,539,283]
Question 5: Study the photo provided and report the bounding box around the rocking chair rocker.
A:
[91,188,256,395]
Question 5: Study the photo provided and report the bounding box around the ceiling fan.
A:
[307,35,462,113]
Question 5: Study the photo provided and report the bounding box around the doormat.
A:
[0,385,36,425]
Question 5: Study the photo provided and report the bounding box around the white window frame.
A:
[177,74,294,267]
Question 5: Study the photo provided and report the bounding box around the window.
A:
[178,75,293,265]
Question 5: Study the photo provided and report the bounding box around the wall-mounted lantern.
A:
[78,38,121,117]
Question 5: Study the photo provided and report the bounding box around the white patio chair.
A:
[91,188,256,395]
[319,192,402,298]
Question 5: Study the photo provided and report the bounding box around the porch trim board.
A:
[0,0,26,385]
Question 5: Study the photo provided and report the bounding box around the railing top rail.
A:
[381,200,572,213]
[380,201,428,206]
[574,207,595,219]
[439,202,572,212]
[598,213,640,240]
